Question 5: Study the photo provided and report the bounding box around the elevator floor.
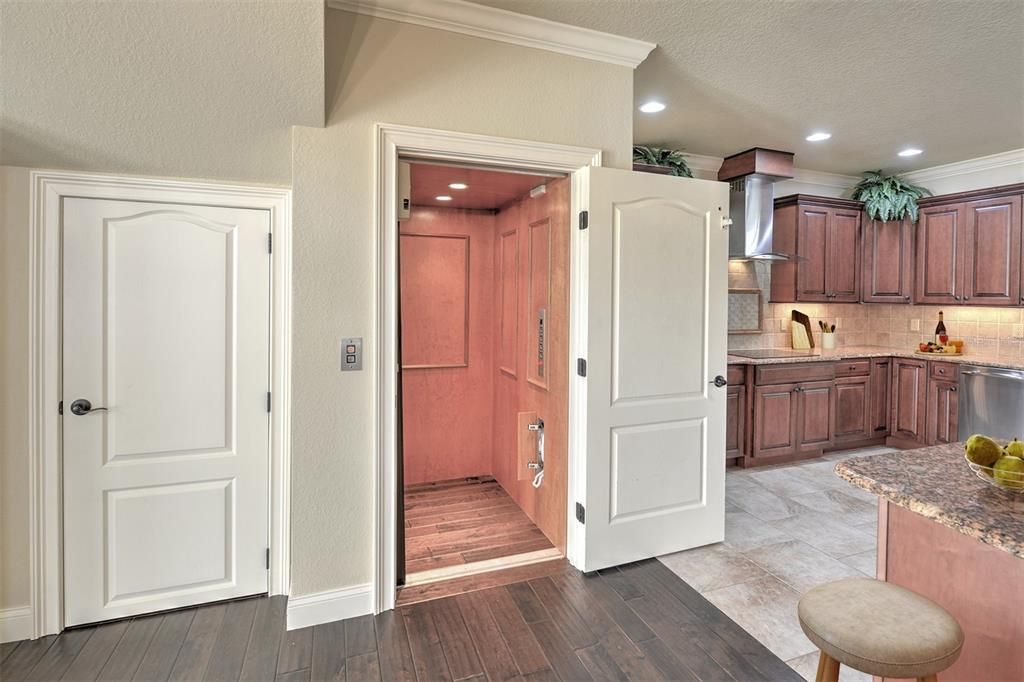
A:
[403,476,556,581]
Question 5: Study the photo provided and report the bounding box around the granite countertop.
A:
[728,344,1024,371]
[835,443,1024,558]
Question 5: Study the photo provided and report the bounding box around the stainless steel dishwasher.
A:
[958,364,1024,441]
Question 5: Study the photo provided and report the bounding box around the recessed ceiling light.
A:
[639,101,666,113]
[805,132,832,142]
[448,183,468,190]
[898,148,923,157]
[436,195,453,201]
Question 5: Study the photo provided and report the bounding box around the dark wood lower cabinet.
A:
[890,358,928,445]
[725,384,746,460]
[796,380,834,452]
[926,379,960,445]
[752,383,799,459]
[834,375,871,442]
[869,358,891,436]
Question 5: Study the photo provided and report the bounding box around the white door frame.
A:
[372,123,601,613]
[28,170,292,638]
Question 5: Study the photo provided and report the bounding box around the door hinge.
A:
[266,548,270,570]
[577,358,587,377]
[578,210,589,230]
[268,233,273,253]
[575,502,585,524]
[58,401,63,415]
[266,392,272,413]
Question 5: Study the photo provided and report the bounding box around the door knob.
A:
[69,398,108,416]
[711,375,727,388]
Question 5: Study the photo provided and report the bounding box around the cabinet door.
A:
[828,209,861,302]
[891,358,928,443]
[834,375,871,442]
[726,385,746,460]
[962,195,1022,306]
[926,379,960,445]
[915,204,965,304]
[752,383,798,459]
[869,357,891,436]
[796,380,834,453]
[796,205,830,301]
[862,218,913,303]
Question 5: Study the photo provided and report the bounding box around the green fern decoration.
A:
[850,170,931,222]
[632,145,693,178]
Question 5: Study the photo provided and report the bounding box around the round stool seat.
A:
[798,578,963,679]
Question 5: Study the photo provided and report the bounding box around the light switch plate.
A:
[910,319,921,332]
[341,337,363,371]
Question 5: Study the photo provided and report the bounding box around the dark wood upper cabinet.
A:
[862,217,913,303]
[915,184,1024,305]
[771,195,863,303]
[962,195,1022,306]
[891,358,928,445]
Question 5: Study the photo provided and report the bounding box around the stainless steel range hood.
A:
[728,174,791,261]
[718,148,795,261]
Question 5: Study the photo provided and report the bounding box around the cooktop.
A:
[728,349,818,359]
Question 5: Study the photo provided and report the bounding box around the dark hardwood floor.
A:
[404,477,555,576]
[1,559,801,681]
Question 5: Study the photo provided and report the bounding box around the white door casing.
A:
[62,198,272,626]
[574,166,729,571]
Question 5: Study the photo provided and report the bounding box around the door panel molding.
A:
[28,170,291,638]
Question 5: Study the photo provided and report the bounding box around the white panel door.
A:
[576,166,729,571]
[62,198,271,626]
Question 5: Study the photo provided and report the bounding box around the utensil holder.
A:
[821,332,836,350]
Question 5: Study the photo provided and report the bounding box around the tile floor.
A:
[659,446,894,682]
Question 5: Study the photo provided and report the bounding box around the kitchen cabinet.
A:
[751,363,836,460]
[926,362,959,445]
[861,217,914,303]
[834,375,871,442]
[796,380,835,452]
[869,357,892,436]
[890,358,928,445]
[725,365,747,461]
[752,383,799,459]
[770,195,863,303]
[915,188,1023,306]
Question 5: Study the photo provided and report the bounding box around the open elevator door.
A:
[571,166,729,572]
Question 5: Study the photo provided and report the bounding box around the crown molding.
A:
[901,148,1024,184]
[789,168,859,190]
[325,0,656,68]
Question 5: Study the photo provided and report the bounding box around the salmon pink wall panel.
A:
[498,229,519,376]
[401,208,496,484]
[400,233,469,368]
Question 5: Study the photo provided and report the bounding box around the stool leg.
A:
[814,651,840,682]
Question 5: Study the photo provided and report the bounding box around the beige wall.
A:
[0,0,324,184]
[286,9,632,597]
[1,166,31,611]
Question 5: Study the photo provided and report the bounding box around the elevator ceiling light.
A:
[898,148,923,157]
[435,195,453,201]
[448,183,468,190]
[639,101,666,113]
[805,132,832,142]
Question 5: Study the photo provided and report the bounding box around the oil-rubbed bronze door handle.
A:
[69,398,108,416]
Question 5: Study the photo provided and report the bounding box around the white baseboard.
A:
[286,583,373,631]
[0,606,33,643]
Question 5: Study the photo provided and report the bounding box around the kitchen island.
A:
[836,444,1023,681]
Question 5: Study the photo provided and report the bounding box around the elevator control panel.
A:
[341,337,363,371]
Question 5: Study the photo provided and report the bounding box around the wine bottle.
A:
[935,311,947,344]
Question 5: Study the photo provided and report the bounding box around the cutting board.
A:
[791,310,815,349]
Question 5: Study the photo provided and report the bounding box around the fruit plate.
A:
[964,455,1024,494]
[914,350,963,356]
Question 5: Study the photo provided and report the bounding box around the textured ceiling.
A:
[470,0,1024,174]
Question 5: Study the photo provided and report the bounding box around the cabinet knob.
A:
[938,368,945,374]
[954,295,961,301]
[904,295,911,301]
[951,387,958,392]
[964,295,970,301]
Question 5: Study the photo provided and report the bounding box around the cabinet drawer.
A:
[755,362,835,385]
[834,359,871,377]
[930,362,959,381]
[727,365,746,385]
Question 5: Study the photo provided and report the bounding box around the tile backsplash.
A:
[729,302,1024,359]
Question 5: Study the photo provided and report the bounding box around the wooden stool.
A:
[797,578,963,682]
